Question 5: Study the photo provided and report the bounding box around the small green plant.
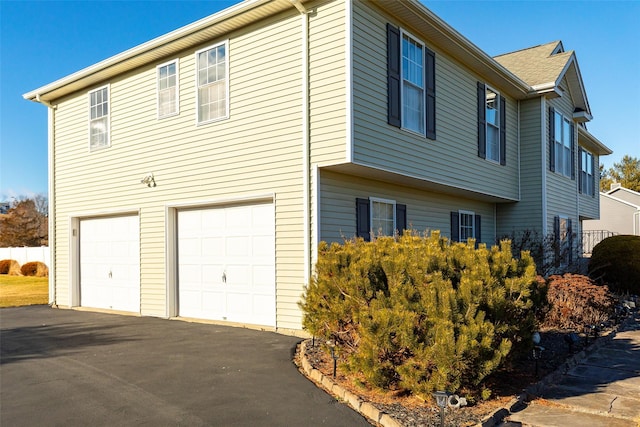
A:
[589,235,640,295]
[300,231,538,398]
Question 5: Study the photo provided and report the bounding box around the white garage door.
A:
[80,215,140,312]
[177,203,275,327]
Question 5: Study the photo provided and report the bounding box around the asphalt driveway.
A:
[1,306,370,426]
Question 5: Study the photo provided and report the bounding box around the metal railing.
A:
[581,230,617,256]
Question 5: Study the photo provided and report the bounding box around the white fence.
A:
[0,247,50,267]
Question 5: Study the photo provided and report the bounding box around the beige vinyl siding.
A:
[51,10,306,329]
[496,98,544,236]
[319,170,496,244]
[578,152,599,220]
[308,0,347,165]
[350,1,519,201]
[545,78,579,233]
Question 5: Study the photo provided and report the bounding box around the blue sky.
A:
[1,0,638,202]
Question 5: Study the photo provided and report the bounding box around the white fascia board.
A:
[23,0,273,102]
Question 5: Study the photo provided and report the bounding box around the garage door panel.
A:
[80,215,140,313]
[177,203,275,326]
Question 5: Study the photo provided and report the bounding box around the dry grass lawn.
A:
[0,275,48,307]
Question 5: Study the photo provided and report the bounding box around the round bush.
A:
[0,259,22,275]
[588,235,640,295]
[20,261,49,277]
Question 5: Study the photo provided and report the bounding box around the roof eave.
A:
[578,126,612,156]
[23,0,286,103]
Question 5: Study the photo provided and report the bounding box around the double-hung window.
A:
[477,82,506,164]
[450,210,481,243]
[89,85,109,150]
[356,197,407,241]
[387,24,436,139]
[579,148,595,196]
[549,108,574,178]
[401,34,425,135]
[157,59,179,118]
[196,41,228,124]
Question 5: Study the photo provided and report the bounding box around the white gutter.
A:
[36,94,56,306]
[290,0,311,284]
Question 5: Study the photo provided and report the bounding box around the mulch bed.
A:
[296,326,615,426]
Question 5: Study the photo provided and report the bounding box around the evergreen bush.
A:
[588,235,640,295]
[300,231,538,397]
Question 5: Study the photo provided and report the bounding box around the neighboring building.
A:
[582,184,640,253]
[0,202,10,214]
[24,0,611,332]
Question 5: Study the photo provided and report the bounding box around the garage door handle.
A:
[222,272,226,283]
[109,270,112,279]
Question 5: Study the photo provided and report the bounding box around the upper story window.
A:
[89,85,109,150]
[477,82,506,165]
[196,41,228,124]
[386,24,436,140]
[356,197,407,241]
[579,148,595,196]
[157,59,179,118]
[401,34,425,134]
[549,108,575,179]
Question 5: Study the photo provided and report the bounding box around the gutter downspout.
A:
[290,0,311,286]
[36,94,56,307]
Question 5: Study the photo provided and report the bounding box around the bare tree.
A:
[0,197,48,247]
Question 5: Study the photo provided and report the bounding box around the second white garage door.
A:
[177,203,276,327]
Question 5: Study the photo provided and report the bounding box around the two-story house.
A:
[24,0,611,333]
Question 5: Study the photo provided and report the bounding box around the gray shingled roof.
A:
[494,41,572,88]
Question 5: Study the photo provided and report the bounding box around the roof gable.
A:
[494,41,591,120]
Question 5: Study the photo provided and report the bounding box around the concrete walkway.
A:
[503,313,640,427]
[1,306,371,427]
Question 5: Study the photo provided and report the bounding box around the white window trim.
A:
[399,29,426,137]
[485,84,500,164]
[88,84,110,152]
[156,58,180,119]
[581,148,595,196]
[195,40,230,126]
[370,197,396,237]
[459,210,475,241]
[554,111,572,178]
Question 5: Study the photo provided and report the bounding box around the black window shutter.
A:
[425,47,436,140]
[477,82,486,159]
[553,215,560,266]
[387,24,401,128]
[450,211,459,242]
[570,123,576,180]
[549,107,556,172]
[568,219,573,264]
[474,215,482,243]
[591,154,596,198]
[499,95,506,165]
[578,147,584,193]
[356,198,371,241]
[396,204,407,235]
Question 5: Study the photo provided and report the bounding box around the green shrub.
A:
[300,231,538,397]
[589,235,640,295]
[541,274,613,330]
[20,261,48,277]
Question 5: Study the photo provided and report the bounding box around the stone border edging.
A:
[297,340,404,427]
[480,311,640,426]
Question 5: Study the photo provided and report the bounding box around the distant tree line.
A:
[0,195,48,247]
[600,155,640,192]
